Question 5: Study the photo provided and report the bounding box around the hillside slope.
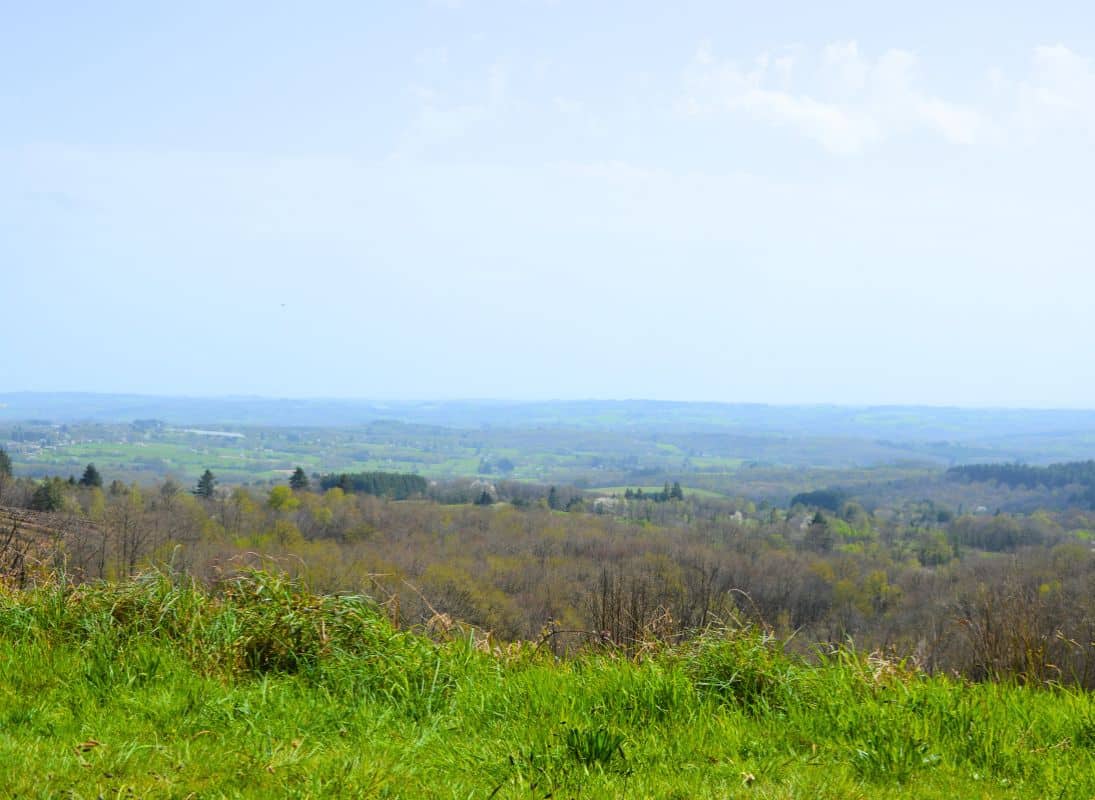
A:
[0,571,1091,798]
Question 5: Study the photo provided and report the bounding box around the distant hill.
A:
[3,393,1095,469]
[4,392,1095,439]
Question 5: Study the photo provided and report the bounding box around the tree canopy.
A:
[289,467,310,491]
[79,463,103,488]
[194,470,217,499]
[790,488,849,512]
[30,478,66,512]
[268,485,300,512]
[949,460,1095,509]
[318,471,427,500]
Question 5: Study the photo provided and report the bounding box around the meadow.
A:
[0,570,1091,799]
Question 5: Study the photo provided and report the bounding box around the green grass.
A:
[0,571,1091,798]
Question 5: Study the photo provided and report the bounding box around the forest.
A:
[2,451,1093,688]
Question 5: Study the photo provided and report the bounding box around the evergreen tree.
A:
[30,478,65,512]
[194,469,217,498]
[0,447,11,478]
[547,486,560,510]
[670,481,684,500]
[79,463,103,488]
[318,471,427,499]
[289,467,310,491]
[474,490,494,506]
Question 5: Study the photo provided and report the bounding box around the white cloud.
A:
[740,86,880,155]
[683,41,987,154]
[822,41,868,95]
[916,97,981,144]
[1015,45,1095,132]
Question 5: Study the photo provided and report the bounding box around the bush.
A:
[685,626,803,714]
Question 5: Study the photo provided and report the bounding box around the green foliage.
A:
[951,460,1095,510]
[948,513,1050,551]
[687,627,801,714]
[791,487,849,511]
[78,462,103,488]
[267,485,300,512]
[0,446,11,478]
[289,466,310,491]
[950,459,1095,490]
[0,571,1090,798]
[849,723,936,782]
[194,469,216,498]
[564,725,625,766]
[622,485,677,502]
[29,476,66,511]
[318,471,427,499]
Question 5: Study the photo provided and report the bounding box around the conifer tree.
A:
[194,469,217,498]
[79,463,103,488]
[289,467,310,491]
[30,478,65,512]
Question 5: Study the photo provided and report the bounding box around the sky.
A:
[3,1,1095,407]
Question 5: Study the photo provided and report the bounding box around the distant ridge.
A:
[3,392,1095,442]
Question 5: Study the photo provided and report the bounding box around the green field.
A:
[8,422,758,488]
[13,396,1095,496]
[0,571,1091,799]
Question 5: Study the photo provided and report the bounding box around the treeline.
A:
[317,471,428,499]
[789,487,848,511]
[950,460,1095,490]
[623,482,684,502]
[949,460,1095,509]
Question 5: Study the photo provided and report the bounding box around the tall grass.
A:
[0,570,1091,798]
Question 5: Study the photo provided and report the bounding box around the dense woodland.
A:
[2,451,1093,688]
[950,460,1095,507]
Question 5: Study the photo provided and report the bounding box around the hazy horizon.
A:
[5,2,1095,408]
[4,389,1095,414]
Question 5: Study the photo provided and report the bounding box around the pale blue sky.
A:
[3,1,1094,406]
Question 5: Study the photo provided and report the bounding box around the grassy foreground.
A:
[0,572,1091,799]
